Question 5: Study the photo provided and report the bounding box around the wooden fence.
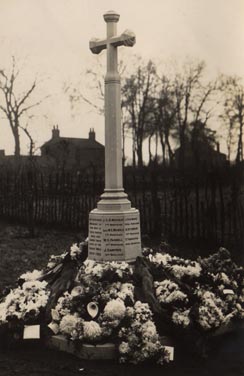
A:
[0,166,243,254]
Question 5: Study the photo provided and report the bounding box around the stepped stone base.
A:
[46,335,117,360]
[46,335,174,361]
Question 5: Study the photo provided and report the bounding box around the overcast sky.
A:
[1,0,244,158]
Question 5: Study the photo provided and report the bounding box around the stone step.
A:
[46,335,117,360]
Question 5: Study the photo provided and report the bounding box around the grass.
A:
[0,221,82,292]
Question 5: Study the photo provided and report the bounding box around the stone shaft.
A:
[103,12,126,207]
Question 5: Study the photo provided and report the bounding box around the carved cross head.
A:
[89,10,136,55]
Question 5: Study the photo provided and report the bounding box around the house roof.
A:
[174,141,226,158]
[41,137,104,150]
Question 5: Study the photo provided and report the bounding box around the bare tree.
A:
[64,59,129,166]
[122,60,157,167]
[219,75,244,163]
[172,60,217,170]
[154,75,177,166]
[19,123,35,158]
[0,57,43,157]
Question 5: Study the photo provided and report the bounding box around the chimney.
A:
[89,128,95,141]
[52,125,60,139]
[216,142,220,153]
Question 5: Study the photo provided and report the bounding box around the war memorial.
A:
[0,10,244,370]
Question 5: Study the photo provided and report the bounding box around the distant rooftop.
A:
[41,126,104,149]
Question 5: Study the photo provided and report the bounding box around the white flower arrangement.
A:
[118,300,169,365]
[155,280,188,305]
[82,260,133,281]
[197,291,226,330]
[47,252,67,269]
[149,252,172,266]
[148,252,202,280]
[2,244,244,365]
[172,309,191,328]
[20,269,43,281]
[170,260,202,279]
[70,243,82,260]
[0,280,49,324]
[134,301,153,320]
[83,260,104,279]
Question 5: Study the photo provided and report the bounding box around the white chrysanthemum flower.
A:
[59,314,82,336]
[151,253,172,265]
[70,328,79,340]
[38,293,49,307]
[143,340,159,355]
[25,300,39,312]
[47,253,67,269]
[0,302,7,323]
[219,272,230,284]
[141,321,157,339]
[171,263,202,279]
[20,269,43,281]
[119,341,130,354]
[70,243,82,260]
[125,306,135,318]
[104,298,126,320]
[84,260,104,278]
[4,291,16,306]
[83,320,102,340]
[22,280,48,292]
[134,301,150,311]
[118,283,134,301]
[83,260,95,272]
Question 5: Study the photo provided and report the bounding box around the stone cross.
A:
[89,11,135,203]
[88,11,141,262]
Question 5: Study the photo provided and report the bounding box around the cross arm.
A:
[110,30,136,48]
[89,38,107,54]
[89,30,136,54]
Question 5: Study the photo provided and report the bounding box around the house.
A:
[40,126,105,172]
[0,127,104,173]
[174,140,227,171]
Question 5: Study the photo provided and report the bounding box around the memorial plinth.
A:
[88,11,141,262]
[89,209,141,262]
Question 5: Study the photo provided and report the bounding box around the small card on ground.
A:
[164,346,174,361]
[23,325,40,339]
[223,289,235,295]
